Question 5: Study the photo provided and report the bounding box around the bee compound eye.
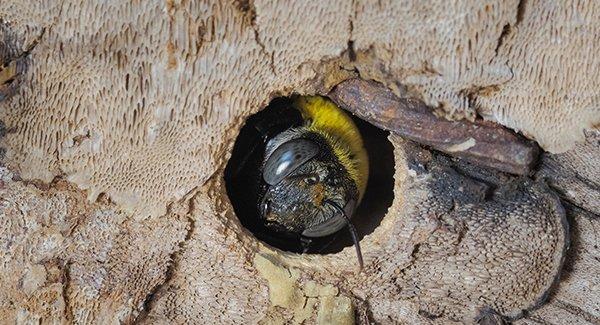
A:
[263,139,319,185]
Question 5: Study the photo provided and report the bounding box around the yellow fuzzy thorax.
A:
[294,96,369,200]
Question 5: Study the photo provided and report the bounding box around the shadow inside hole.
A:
[224,96,395,255]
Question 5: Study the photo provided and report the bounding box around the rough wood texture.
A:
[0,0,598,218]
[515,204,600,325]
[0,1,598,324]
[519,130,600,325]
[329,78,540,175]
[0,139,570,324]
[537,130,600,215]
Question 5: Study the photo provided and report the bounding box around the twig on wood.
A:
[329,78,539,175]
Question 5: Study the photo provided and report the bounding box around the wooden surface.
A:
[0,1,598,324]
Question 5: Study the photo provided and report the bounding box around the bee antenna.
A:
[327,200,364,270]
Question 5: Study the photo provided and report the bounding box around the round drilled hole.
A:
[224,96,394,255]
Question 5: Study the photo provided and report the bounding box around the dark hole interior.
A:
[224,96,394,255]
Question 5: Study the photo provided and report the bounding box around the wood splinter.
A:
[329,78,540,175]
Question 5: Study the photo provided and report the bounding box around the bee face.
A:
[225,96,377,269]
[260,139,358,237]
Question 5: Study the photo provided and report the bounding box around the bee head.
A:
[260,138,355,232]
[260,137,364,268]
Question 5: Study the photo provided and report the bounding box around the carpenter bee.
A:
[225,96,368,268]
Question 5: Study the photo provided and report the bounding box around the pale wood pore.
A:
[0,1,598,324]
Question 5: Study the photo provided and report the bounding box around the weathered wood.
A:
[0,27,41,101]
[515,203,600,325]
[1,1,598,324]
[329,78,540,175]
[0,60,17,101]
[536,130,600,214]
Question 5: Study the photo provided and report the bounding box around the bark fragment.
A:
[329,78,540,175]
